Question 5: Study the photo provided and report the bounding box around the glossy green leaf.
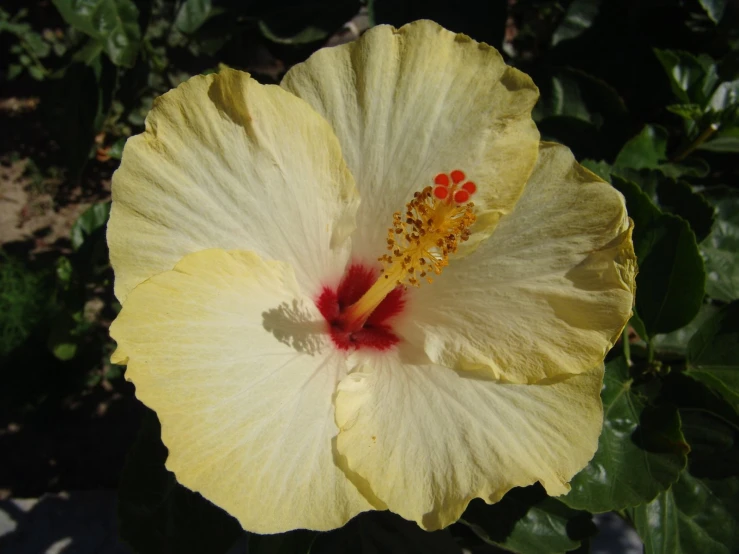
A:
[701,187,739,301]
[698,0,728,23]
[118,409,243,554]
[631,471,739,554]
[175,0,212,34]
[613,177,706,336]
[707,80,739,113]
[551,0,602,45]
[686,301,739,413]
[654,49,718,106]
[460,485,595,554]
[70,202,111,250]
[561,357,689,512]
[51,0,141,67]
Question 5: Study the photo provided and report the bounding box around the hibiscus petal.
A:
[334,353,604,530]
[110,249,373,532]
[108,68,359,303]
[400,142,636,383]
[281,20,540,261]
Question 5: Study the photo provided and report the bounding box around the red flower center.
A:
[316,263,405,351]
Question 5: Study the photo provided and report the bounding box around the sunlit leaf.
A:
[698,0,728,23]
[70,202,111,250]
[52,0,141,67]
[561,357,689,512]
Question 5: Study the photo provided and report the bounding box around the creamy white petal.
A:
[110,249,373,532]
[334,352,604,530]
[282,20,540,261]
[399,143,636,383]
[108,69,358,303]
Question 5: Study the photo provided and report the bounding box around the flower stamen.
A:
[342,170,477,331]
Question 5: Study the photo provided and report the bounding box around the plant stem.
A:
[672,123,720,162]
[622,327,631,365]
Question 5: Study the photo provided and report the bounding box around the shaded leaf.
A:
[613,177,706,336]
[52,0,141,67]
[686,301,739,413]
[175,0,212,34]
[461,485,595,554]
[699,127,739,152]
[631,471,739,554]
[656,180,715,242]
[707,80,739,113]
[701,187,739,301]
[653,303,719,355]
[551,0,602,46]
[561,357,689,512]
[311,511,462,554]
[118,408,243,554]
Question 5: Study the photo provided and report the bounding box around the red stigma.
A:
[453,189,470,203]
[462,181,477,194]
[434,173,450,186]
[316,264,405,351]
[450,169,466,184]
[433,185,449,200]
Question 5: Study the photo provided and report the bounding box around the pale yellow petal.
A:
[399,142,636,383]
[282,20,540,260]
[334,353,604,530]
[108,68,359,303]
[110,249,373,532]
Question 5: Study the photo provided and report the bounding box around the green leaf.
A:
[533,67,627,127]
[175,0,212,34]
[581,159,612,181]
[108,136,126,160]
[311,511,462,554]
[686,301,739,413]
[118,408,243,554]
[51,0,141,67]
[653,303,719,355]
[551,0,602,46]
[654,49,718,106]
[561,357,689,512]
[698,0,728,23]
[707,80,739,113]
[699,128,739,152]
[70,202,111,250]
[612,125,705,178]
[701,187,739,302]
[258,21,330,45]
[656,180,715,242]
[613,177,706,336]
[460,485,595,554]
[631,471,739,554]
[667,103,703,121]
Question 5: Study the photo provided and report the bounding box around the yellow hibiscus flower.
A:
[108,21,636,534]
